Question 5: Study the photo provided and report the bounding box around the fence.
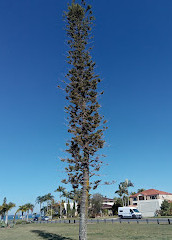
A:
[33,218,172,225]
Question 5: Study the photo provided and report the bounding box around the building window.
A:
[133,198,137,201]
[139,196,144,200]
[150,195,157,199]
[133,203,137,205]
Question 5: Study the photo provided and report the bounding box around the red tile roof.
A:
[130,189,172,198]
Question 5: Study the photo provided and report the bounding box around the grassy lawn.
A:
[0,222,172,240]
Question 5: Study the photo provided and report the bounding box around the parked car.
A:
[118,207,142,219]
[41,216,49,221]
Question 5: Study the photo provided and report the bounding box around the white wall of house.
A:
[103,201,114,206]
[137,199,163,217]
[64,202,77,212]
[159,195,172,201]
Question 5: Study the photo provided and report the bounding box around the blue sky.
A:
[0,0,172,214]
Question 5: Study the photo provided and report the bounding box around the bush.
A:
[160,200,170,216]
[15,220,27,225]
[112,198,123,215]
[89,194,103,218]
[0,222,6,228]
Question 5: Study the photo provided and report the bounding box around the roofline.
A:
[130,189,172,198]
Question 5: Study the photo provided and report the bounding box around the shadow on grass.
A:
[31,230,73,240]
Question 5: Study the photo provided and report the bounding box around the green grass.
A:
[0,222,172,240]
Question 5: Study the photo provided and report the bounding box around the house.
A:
[130,189,172,217]
[64,201,77,212]
[102,197,115,207]
[101,197,115,216]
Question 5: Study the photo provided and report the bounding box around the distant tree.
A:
[25,203,34,222]
[2,198,16,225]
[55,187,83,216]
[160,200,170,216]
[51,200,60,218]
[115,184,125,206]
[18,205,27,220]
[44,193,54,215]
[115,179,134,206]
[169,202,172,216]
[0,205,3,221]
[61,200,66,216]
[124,195,130,207]
[89,194,103,218]
[67,200,71,218]
[72,201,76,217]
[130,192,136,196]
[137,188,145,193]
[55,186,67,198]
[124,179,134,205]
[112,198,123,215]
[0,199,6,221]
[60,1,107,239]
[1,197,7,221]
[13,208,20,224]
[36,196,44,218]
[55,186,69,218]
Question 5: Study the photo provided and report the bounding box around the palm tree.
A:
[130,191,136,196]
[2,198,16,225]
[25,203,34,222]
[137,188,145,193]
[115,179,134,206]
[115,184,125,206]
[48,194,54,219]
[36,196,44,219]
[0,205,4,221]
[1,197,7,221]
[124,179,134,206]
[18,205,27,220]
[55,187,66,218]
[55,186,66,197]
[5,202,16,225]
[55,187,80,217]
[44,193,54,217]
[13,208,20,224]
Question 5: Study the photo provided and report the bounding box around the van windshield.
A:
[133,209,139,213]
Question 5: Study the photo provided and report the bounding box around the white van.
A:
[118,207,142,219]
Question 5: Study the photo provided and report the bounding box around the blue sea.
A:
[6,214,40,221]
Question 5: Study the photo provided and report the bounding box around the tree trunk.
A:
[79,170,88,240]
[122,197,124,207]
[27,211,29,222]
[60,200,62,218]
[40,203,41,219]
[5,211,8,225]
[13,212,17,224]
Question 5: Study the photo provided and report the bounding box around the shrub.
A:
[16,220,27,225]
[160,200,170,216]
[0,222,6,228]
[112,198,123,215]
